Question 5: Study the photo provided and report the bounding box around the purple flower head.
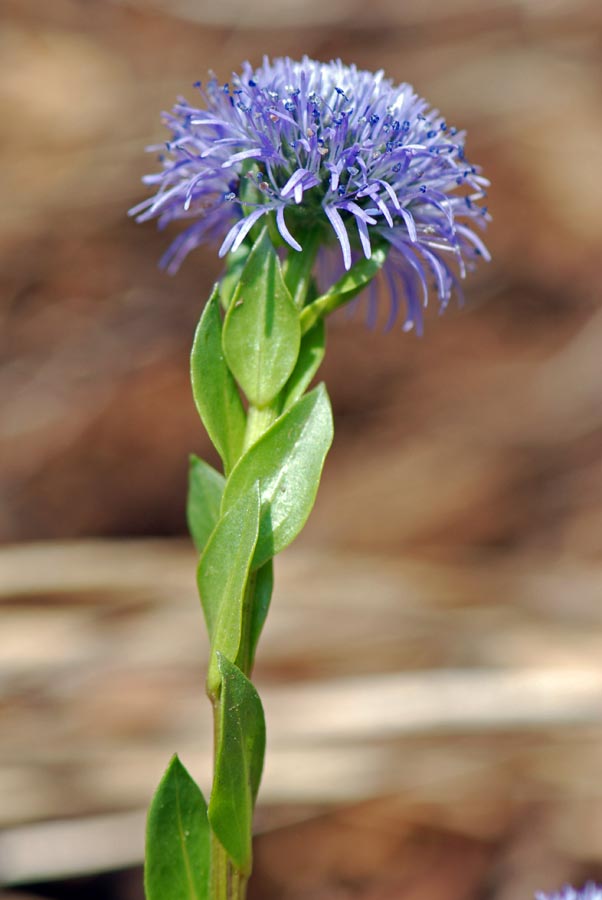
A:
[131,56,490,332]
[536,886,602,900]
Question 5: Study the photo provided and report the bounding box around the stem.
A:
[209,572,257,900]
[209,404,274,899]
[210,831,248,900]
[243,404,277,452]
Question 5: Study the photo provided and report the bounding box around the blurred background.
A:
[2,0,602,897]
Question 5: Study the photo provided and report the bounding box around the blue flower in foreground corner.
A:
[131,56,490,332]
[536,885,602,900]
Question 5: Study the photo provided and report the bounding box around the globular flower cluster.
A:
[536,886,602,900]
[132,56,490,331]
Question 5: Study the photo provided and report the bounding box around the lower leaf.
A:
[145,754,210,900]
[208,655,266,874]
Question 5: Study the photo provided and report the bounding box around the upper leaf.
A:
[187,455,225,554]
[197,484,261,696]
[280,319,325,413]
[191,285,246,475]
[299,246,388,333]
[222,228,301,409]
[208,655,266,874]
[145,754,210,900]
[221,384,334,568]
[219,242,251,311]
[248,560,273,669]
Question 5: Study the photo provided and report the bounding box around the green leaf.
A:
[280,319,325,412]
[222,384,334,568]
[248,560,273,668]
[145,754,210,900]
[299,245,389,333]
[209,655,266,873]
[282,229,321,307]
[222,228,301,408]
[187,456,225,553]
[219,243,250,311]
[198,484,260,695]
[191,285,246,475]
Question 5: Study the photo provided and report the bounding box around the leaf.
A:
[280,319,325,412]
[191,285,246,475]
[208,655,266,874]
[221,385,334,568]
[187,456,225,553]
[299,245,388,333]
[145,754,210,900]
[248,560,273,668]
[282,229,321,307]
[219,243,250,311]
[222,228,301,408]
[197,484,260,696]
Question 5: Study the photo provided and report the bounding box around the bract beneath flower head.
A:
[131,55,491,332]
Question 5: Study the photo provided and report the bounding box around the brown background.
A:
[1,1,602,898]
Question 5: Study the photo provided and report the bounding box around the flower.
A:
[131,56,490,332]
[536,885,602,900]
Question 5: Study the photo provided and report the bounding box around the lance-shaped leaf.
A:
[191,286,246,475]
[280,319,325,413]
[187,456,225,554]
[145,754,210,900]
[208,655,266,874]
[198,484,260,695]
[219,242,251,311]
[222,228,301,408]
[282,229,321,308]
[248,560,273,669]
[300,245,388,333]
[221,384,333,568]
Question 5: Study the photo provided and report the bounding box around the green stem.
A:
[243,404,277,452]
[209,574,258,900]
[209,401,276,899]
[210,827,248,900]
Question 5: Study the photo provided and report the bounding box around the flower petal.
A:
[276,206,302,252]
[221,148,264,168]
[324,204,352,270]
[218,207,268,257]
